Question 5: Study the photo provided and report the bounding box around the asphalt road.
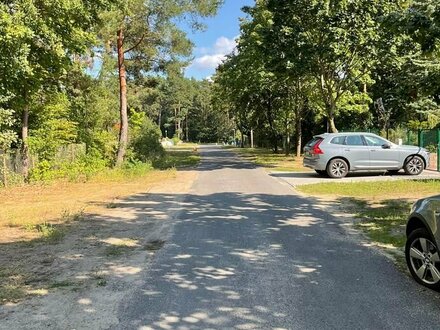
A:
[115,146,440,330]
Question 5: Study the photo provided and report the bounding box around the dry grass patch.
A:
[0,170,175,243]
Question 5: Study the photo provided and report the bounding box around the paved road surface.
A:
[115,146,440,330]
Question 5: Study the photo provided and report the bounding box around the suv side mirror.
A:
[382,143,391,149]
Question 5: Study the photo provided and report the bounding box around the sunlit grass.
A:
[153,150,200,169]
[298,180,440,254]
[297,179,440,199]
[230,147,310,172]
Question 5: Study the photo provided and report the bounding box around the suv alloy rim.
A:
[331,161,346,177]
[407,157,423,174]
[409,237,440,285]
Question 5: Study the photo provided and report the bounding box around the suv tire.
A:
[405,228,440,290]
[404,155,424,176]
[327,158,349,178]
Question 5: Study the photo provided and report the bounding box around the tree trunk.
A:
[328,116,338,133]
[285,118,290,156]
[115,28,128,167]
[22,106,30,180]
[296,114,302,158]
[185,114,188,142]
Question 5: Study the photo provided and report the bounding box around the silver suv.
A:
[406,195,440,290]
[303,133,430,178]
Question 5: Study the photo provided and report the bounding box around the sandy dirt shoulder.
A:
[0,169,197,330]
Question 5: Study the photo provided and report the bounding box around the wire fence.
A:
[1,143,87,177]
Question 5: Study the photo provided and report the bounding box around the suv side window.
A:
[346,135,365,146]
[364,135,388,147]
[330,136,346,145]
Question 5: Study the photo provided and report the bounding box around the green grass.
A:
[24,222,65,243]
[153,149,200,169]
[48,280,74,289]
[103,245,134,257]
[229,147,309,172]
[297,179,440,256]
[0,267,28,304]
[297,179,440,199]
[341,198,411,249]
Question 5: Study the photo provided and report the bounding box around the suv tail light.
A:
[312,139,324,155]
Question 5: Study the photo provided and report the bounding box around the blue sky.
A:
[183,0,254,80]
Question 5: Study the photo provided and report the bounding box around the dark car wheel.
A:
[315,170,327,176]
[405,228,440,290]
[327,158,348,178]
[404,155,424,176]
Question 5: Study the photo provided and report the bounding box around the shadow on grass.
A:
[338,197,413,249]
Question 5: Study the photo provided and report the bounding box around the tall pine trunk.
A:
[116,29,128,167]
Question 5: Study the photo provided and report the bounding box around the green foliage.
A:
[29,152,108,183]
[130,116,164,162]
[25,222,65,243]
[0,108,17,150]
[153,150,200,169]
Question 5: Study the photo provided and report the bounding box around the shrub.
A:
[131,117,164,162]
[426,144,438,153]
[29,151,108,183]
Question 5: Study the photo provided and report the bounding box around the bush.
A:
[172,136,181,146]
[131,118,164,162]
[29,150,108,183]
[426,144,438,153]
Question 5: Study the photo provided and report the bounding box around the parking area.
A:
[270,170,440,187]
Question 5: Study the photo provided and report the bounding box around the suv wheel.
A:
[406,228,440,290]
[404,155,424,176]
[327,158,348,178]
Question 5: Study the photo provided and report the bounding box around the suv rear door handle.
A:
[344,149,351,152]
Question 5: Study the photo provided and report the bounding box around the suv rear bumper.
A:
[303,157,326,171]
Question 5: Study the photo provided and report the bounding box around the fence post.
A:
[418,129,424,147]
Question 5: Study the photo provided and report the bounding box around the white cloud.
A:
[213,36,237,54]
[189,36,237,72]
[192,54,227,70]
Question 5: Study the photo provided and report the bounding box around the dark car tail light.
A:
[312,139,324,155]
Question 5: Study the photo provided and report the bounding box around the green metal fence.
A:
[417,129,440,172]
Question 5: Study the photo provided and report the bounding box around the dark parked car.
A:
[406,195,440,289]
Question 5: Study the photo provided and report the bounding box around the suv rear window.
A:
[305,137,323,147]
